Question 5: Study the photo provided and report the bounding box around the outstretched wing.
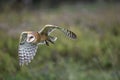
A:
[39,24,77,39]
[39,24,58,35]
[18,33,38,66]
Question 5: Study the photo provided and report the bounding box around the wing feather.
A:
[18,43,38,66]
[39,24,58,35]
[18,33,38,66]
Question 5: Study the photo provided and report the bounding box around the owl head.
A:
[26,32,36,43]
[20,31,40,44]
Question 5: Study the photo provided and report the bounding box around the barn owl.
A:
[18,24,77,66]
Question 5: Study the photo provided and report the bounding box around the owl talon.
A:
[45,40,49,46]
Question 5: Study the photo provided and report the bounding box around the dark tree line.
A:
[0,0,120,10]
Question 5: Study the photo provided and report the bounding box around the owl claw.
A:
[45,39,54,46]
[45,40,49,46]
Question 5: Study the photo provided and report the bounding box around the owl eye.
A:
[30,36,34,39]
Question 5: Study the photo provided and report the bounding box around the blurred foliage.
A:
[0,2,120,80]
[0,0,120,10]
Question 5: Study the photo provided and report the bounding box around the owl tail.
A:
[57,27,77,39]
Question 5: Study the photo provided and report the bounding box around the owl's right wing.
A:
[18,33,38,66]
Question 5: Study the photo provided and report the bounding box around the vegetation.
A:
[0,3,120,80]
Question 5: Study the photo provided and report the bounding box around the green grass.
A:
[0,3,120,80]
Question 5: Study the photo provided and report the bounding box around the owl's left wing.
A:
[39,24,58,35]
[18,33,38,66]
[39,24,77,39]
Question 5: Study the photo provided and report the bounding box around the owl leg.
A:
[48,39,54,44]
[45,36,57,46]
[47,36,57,44]
[49,36,57,42]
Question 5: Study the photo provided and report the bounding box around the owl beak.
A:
[26,38,32,43]
[28,38,31,42]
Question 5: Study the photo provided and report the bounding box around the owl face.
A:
[20,31,40,44]
[26,33,36,43]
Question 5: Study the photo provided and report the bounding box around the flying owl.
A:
[18,24,77,66]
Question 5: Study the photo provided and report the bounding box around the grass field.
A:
[0,3,120,80]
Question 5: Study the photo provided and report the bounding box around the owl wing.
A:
[18,33,38,66]
[39,24,58,35]
[39,24,77,39]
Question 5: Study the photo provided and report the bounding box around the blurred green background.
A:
[0,0,120,80]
